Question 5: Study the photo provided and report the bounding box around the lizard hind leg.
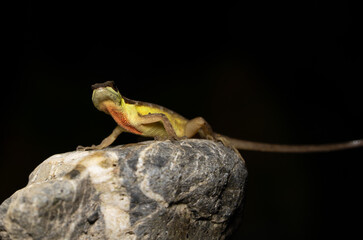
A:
[184,118,242,157]
[184,117,215,139]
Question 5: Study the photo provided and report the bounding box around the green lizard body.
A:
[78,81,363,152]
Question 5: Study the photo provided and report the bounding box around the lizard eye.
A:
[111,82,119,93]
[105,81,119,92]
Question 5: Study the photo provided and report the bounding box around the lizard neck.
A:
[104,101,143,135]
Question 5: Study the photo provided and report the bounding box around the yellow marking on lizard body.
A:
[134,104,188,138]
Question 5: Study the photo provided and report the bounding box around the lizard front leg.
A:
[77,126,124,151]
[138,113,180,140]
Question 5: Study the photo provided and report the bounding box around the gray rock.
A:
[0,139,247,240]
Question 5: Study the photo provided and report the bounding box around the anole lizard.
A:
[77,81,363,152]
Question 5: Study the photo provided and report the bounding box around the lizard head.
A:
[91,81,122,113]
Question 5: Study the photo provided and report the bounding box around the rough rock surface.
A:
[0,139,247,240]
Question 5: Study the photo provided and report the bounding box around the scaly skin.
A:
[78,81,363,152]
[91,82,189,139]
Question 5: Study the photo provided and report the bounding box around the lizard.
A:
[77,81,363,152]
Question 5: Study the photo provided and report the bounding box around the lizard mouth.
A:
[91,81,119,92]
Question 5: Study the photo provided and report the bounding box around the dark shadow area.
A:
[2,1,362,239]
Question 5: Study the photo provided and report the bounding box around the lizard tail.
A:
[219,135,363,153]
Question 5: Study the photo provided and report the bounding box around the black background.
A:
[2,1,362,239]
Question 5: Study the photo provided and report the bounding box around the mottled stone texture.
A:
[0,139,247,240]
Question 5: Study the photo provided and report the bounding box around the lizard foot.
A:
[213,134,233,147]
[76,145,99,151]
[213,134,243,160]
